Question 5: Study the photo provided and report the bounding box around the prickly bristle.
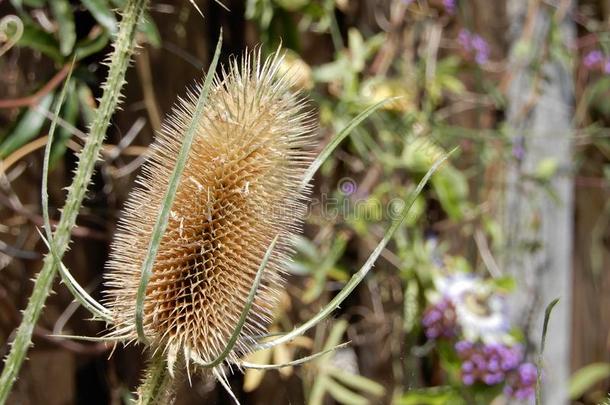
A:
[104,49,316,369]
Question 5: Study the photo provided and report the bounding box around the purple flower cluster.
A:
[583,50,610,74]
[443,0,456,14]
[504,363,538,401]
[454,341,537,400]
[455,341,522,386]
[458,29,490,65]
[422,297,458,339]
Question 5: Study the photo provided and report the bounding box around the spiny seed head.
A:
[104,49,316,371]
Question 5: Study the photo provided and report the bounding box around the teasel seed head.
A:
[104,48,316,373]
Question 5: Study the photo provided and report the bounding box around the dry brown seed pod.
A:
[104,48,316,373]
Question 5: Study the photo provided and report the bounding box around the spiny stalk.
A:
[0,0,149,402]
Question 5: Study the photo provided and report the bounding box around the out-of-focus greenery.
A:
[0,0,160,164]
[1,0,609,404]
[244,0,610,404]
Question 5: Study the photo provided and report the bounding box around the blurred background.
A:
[0,0,609,404]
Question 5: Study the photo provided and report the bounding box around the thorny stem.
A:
[0,0,150,402]
[137,352,172,405]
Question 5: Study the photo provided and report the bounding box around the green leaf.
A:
[399,387,461,405]
[0,0,151,402]
[74,29,110,60]
[327,367,385,397]
[50,82,79,166]
[15,21,63,63]
[77,84,97,125]
[291,235,319,261]
[347,28,365,72]
[309,375,330,405]
[490,275,516,293]
[38,230,112,322]
[302,98,395,187]
[534,158,558,181]
[402,136,446,172]
[569,363,610,399]
[325,378,368,405]
[139,12,161,48]
[536,298,560,405]
[285,260,312,275]
[241,342,350,370]
[42,61,73,245]
[403,279,419,332]
[82,0,118,33]
[440,75,466,94]
[303,234,348,303]
[323,320,348,352]
[431,165,468,220]
[0,93,53,159]
[313,58,350,83]
[275,0,308,11]
[256,149,456,351]
[40,62,111,322]
[23,0,45,6]
[50,0,76,56]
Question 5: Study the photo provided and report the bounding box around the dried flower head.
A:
[104,49,316,372]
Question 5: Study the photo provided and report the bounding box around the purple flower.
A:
[504,363,538,401]
[472,35,490,64]
[458,29,489,65]
[458,29,472,51]
[456,341,523,386]
[443,0,456,14]
[455,340,473,355]
[604,59,610,74]
[583,50,604,68]
[422,297,458,339]
[463,373,475,385]
[512,136,525,161]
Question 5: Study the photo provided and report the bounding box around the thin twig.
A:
[0,64,72,109]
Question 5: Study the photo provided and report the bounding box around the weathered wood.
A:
[504,1,575,404]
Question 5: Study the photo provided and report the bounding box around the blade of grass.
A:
[327,367,385,397]
[240,342,350,370]
[536,297,560,405]
[47,334,122,342]
[134,30,223,343]
[325,378,368,405]
[36,229,111,321]
[42,57,74,242]
[38,60,110,322]
[255,148,456,351]
[300,98,397,188]
[0,0,150,401]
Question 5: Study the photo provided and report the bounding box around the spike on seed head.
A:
[104,48,316,370]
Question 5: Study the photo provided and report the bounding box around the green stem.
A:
[136,352,172,405]
[0,0,149,402]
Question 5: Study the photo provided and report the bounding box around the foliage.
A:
[0,0,609,404]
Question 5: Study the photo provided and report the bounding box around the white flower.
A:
[435,274,510,343]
